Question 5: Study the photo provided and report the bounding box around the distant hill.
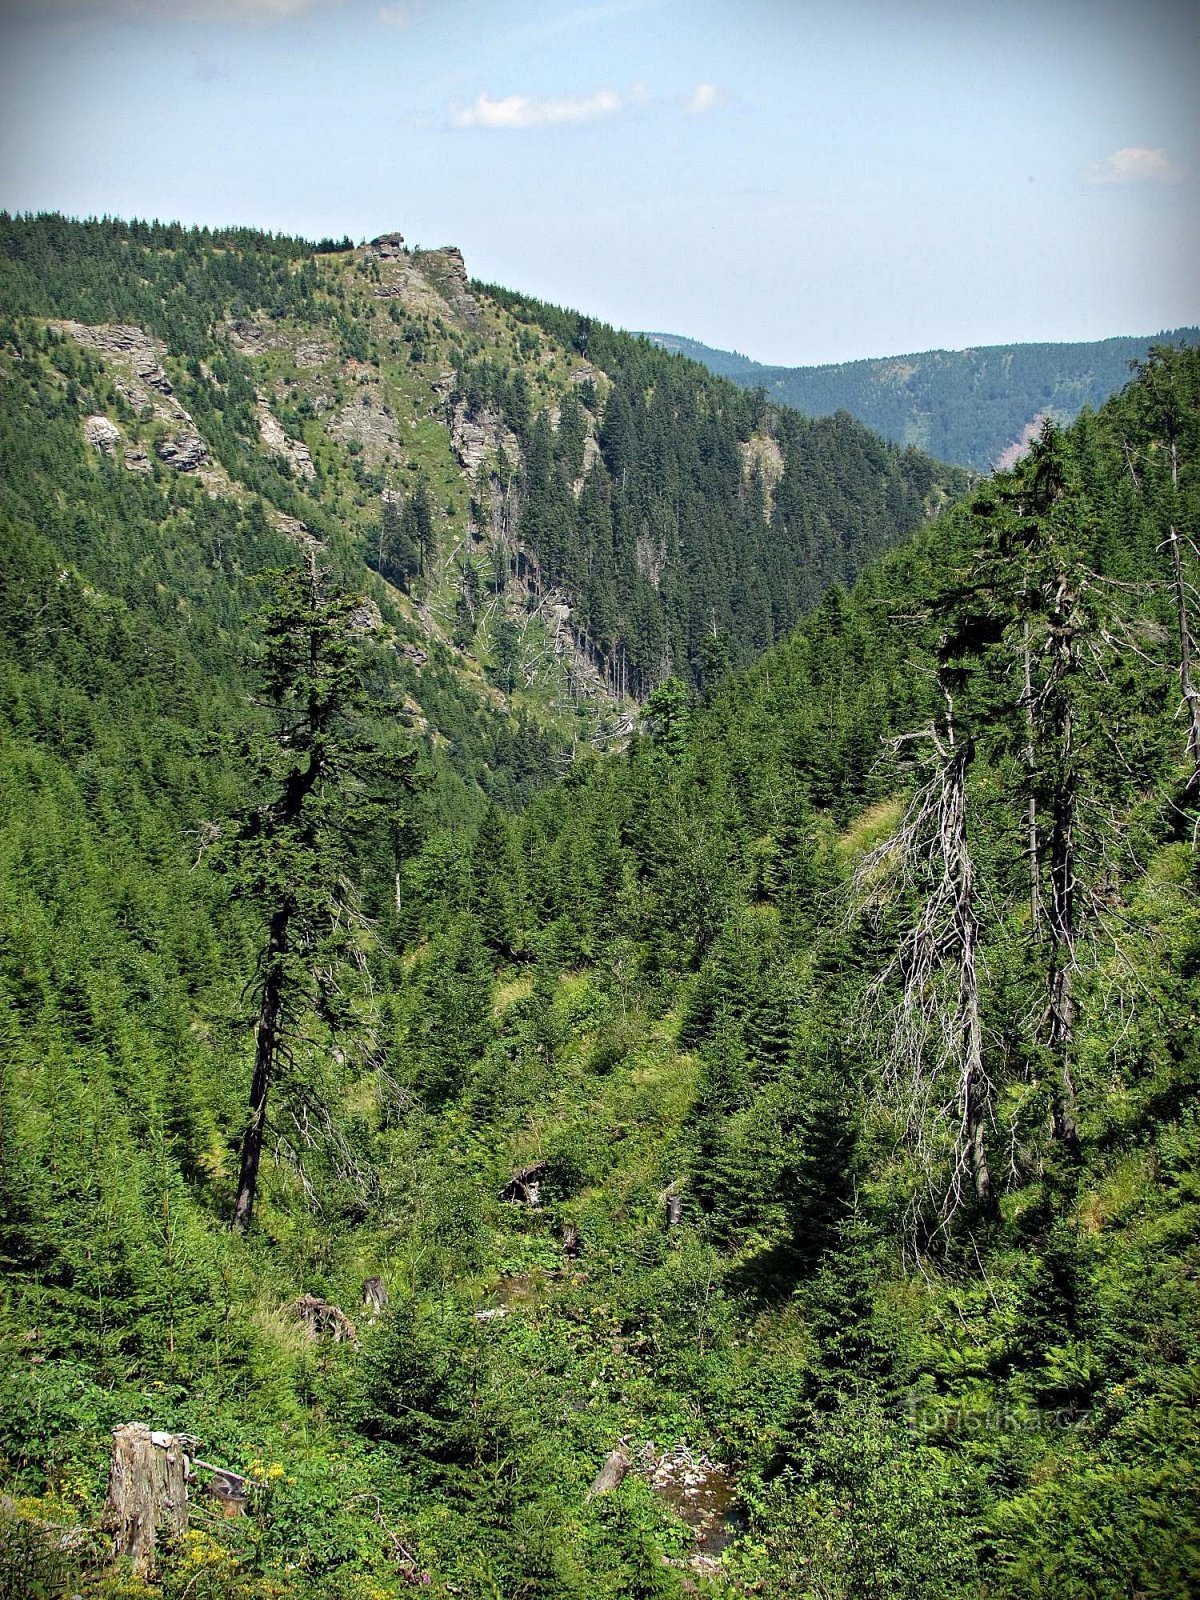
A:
[639,328,1200,471]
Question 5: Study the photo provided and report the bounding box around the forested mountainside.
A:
[644,327,1200,471]
[0,203,1198,1600]
[0,214,961,715]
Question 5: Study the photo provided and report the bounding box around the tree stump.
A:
[587,1446,631,1498]
[499,1161,546,1207]
[104,1424,189,1578]
[362,1276,388,1315]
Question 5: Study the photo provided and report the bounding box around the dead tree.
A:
[1162,446,1200,805]
[1130,347,1200,808]
[853,688,997,1226]
[104,1425,190,1578]
[1033,568,1084,1157]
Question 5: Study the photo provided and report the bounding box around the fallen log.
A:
[293,1293,358,1343]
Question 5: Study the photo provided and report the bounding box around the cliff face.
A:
[3,215,963,728]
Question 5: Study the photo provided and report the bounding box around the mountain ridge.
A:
[638,325,1200,469]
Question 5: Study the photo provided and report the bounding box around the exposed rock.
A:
[256,397,315,478]
[348,597,382,634]
[367,231,406,259]
[58,321,177,401]
[634,526,667,588]
[418,245,481,326]
[994,409,1054,472]
[399,642,428,667]
[224,317,332,370]
[156,430,209,472]
[329,393,400,465]
[84,414,121,455]
[141,364,173,396]
[449,399,521,477]
[123,446,152,475]
[738,431,785,522]
[366,251,447,317]
[56,320,166,367]
[56,322,195,435]
[273,512,319,549]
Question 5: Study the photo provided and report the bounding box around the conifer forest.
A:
[1,213,1198,1599]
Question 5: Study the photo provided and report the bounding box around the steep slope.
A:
[644,326,1200,470]
[1,213,965,712]
[2,213,1197,1600]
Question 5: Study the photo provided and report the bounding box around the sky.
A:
[0,0,1196,365]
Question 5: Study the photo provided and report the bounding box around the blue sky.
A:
[1,0,1196,364]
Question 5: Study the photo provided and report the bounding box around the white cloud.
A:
[686,82,723,115]
[22,0,342,19]
[451,88,625,130]
[1087,146,1183,186]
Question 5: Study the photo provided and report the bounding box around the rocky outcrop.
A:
[418,246,481,327]
[156,431,208,472]
[83,414,121,455]
[738,431,785,522]
[348,597,382,634]
[329,393,400,466]
[123,446,152,475]
[367,232,406,259]
[57,321,166,375]
[224,317,332,370]
[273,513,319,550]
[256,397,314,478]
[449,400,521,477]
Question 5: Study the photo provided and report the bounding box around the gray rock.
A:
[156,431,208,471]
[83,414,121,455]
[368,232,407,259]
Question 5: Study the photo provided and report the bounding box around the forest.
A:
[646,326,1200,470]
[0,214,1198,1600]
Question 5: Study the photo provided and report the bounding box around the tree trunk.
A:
[104,1424,189,1578]
[1044,615,1082,1158]
[1167,442,1200,804]
[1021,616,1042,936]
[945,735,997,1216]
[231,905,289,1231]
